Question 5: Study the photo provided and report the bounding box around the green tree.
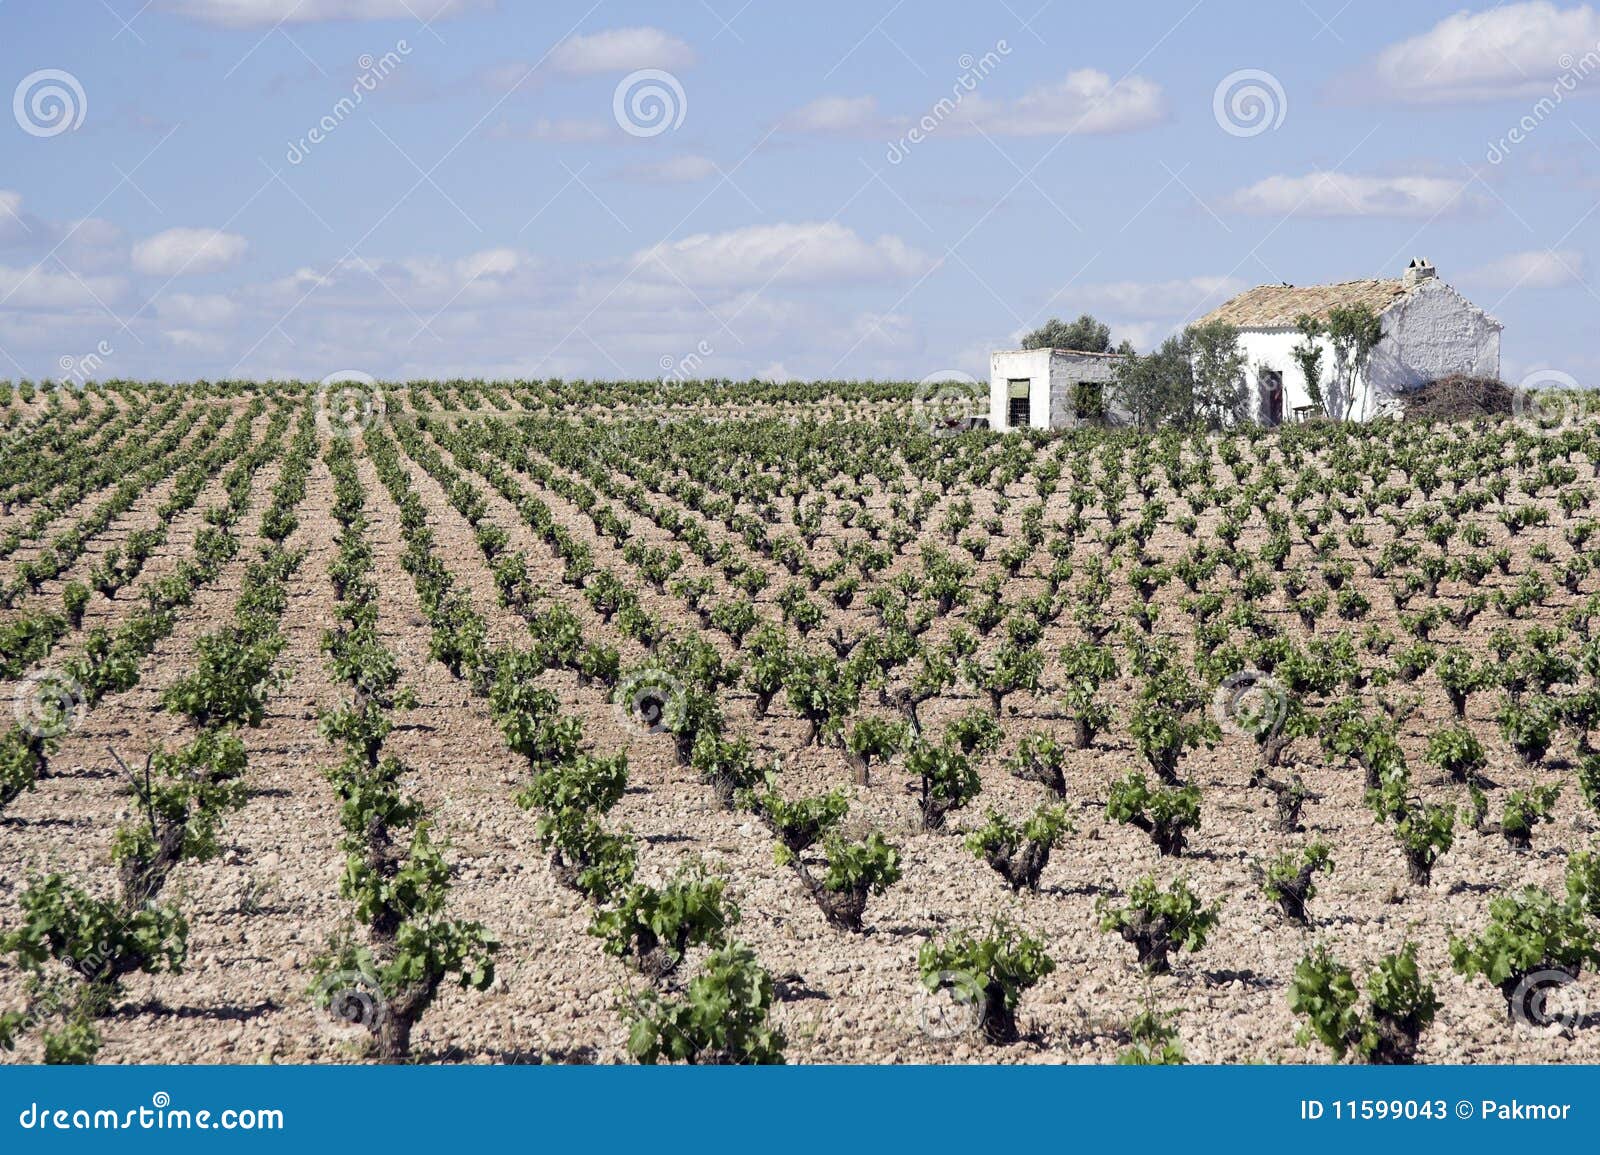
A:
[1325,305,1384,420]
[1110,334,1193,430]
[1021,313,1112,353]
[1187,321,1247,429]
[1290,314,1326,413]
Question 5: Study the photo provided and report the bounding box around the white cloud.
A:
[782,72,1166,139]
[842,311,919,355]
[954,71,1167,135]
[1007,278,1249,354]
[0,192,125,276]
[211,249,911,380]
[782,96,883,134]
[163,328,230,353]
[1463,248,1588,287]
[60,219,126,270]
[1103,321,1169,352]
[162,0,483,26]
[132,228,249,276]
[155,292,240,327]
[1073,276,1248,317]
[550,27,695,75]
[1365,2,1600,102]
[1224,172,1479,218]
[491,117,613,143]
[480,61,538,92]
[455,248,524,281]
[259,248,539,310]
[617,154,718,183]
[0,227,946,382]
[631,221,932,289]
[0,192,29,247]
[0,263,126,309]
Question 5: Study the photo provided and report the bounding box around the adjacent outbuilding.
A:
[988,347,1125,431]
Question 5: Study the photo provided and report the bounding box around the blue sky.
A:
[1,0,1597,386]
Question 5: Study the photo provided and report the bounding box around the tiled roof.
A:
[1198,278,1415,329]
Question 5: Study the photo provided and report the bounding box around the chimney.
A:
[1403,258,1436,287]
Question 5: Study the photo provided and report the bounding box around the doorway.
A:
[1007,379,1031,428]
[1260,370,1284,427]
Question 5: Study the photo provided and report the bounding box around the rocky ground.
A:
[2,404,1595,1065]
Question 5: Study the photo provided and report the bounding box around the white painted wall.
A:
[1238,330,1321,420]
[990,349,1053,430]
[1237,279,1502,423]
[1371,279,1501,398]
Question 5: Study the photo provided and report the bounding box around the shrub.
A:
[965,805,1072,891]
[1500,784,1560,850]
[162,627,285,727]
[625,945,785,1065]
[709,598,758,647]
[742,627,790,717]
[1259,772,1313,833]
[1004,731,1068,796]
[964,641,1043,717]
[690,732,761,808]
[0,727,49,810]
[1260,841,1333,925]
[791,833,902,931]
[515,752,628,824]
[1289,943,1438,1064]
[907,738,981,830]
[1496,695,1559,764]
[1059,642,1117,749]
[1366,772,1455,886]
[1579,753,1600,815]
[846,715,907,784]
[310,920,496,1063]
[111,733,249,905]
[1129,667,1217,783]
[1568,847,1600,919]
[918,922,1054,1043]
[1320,698,1406,790]
[1117,1006,1185,1065]
[1425,726,1484,784]
[1105,771,1201,856]
[783,652,860,749]
[750,778,849,853]
[4,874,187,992]
[1450,886,1599,1022]
[1435,648,1484,718]
[61,582,90,628]
[944,708,1002,758]
[591,863,737,978]
[542,815,636,902]
[1098,875,1219,974]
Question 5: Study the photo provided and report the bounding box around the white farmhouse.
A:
[1198,259,1502,424]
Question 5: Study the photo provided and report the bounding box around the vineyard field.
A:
[3,378,1599,1066]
